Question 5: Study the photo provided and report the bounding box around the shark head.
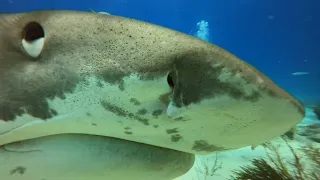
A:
[0,10,305,156]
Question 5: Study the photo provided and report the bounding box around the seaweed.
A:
[229,138,320,180]
[229,158,294,180]
[301,144,320,179]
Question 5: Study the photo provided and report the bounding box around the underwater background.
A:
[1,0,319,179]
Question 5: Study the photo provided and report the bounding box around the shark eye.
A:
[21,21,45,58]
[167,71,175,88]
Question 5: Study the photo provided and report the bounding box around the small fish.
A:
[292,72,310,76]
[98,11,111,15]
[89,8,111,15]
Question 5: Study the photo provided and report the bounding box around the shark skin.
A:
[0,10,305,159]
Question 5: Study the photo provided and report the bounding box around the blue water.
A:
[2,0,318,106]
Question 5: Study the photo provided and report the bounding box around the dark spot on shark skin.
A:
[124,126,131,130]
[137,67,170,82]
[10,166,26,175]
[152,109,163,117]
[101,101,127,117]
[0,62,80,121]
[171,134,182,142]
[100,101,150,125]
[124,131,133,135]
[137,108,147,115]
[191,140,227,152]
[96,81,104,87]
[129,98,141,106]
[166,128,179,134]
[91,123,97,126]
[86,112,91,116]
[128,113,150,125]
[137,118,149,125]
[98,70,127,91]
[0,97,61,121]
[171,52,263,107]
[153,125,159,128]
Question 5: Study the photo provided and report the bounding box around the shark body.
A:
[0,10,305,179]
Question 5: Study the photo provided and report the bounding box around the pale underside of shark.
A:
[0,10,305,180]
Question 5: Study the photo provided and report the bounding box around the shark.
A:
[0,10,305,180]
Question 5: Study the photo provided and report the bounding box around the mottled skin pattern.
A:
[0,10,305,179]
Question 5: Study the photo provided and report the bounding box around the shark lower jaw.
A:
[0,133,195,180]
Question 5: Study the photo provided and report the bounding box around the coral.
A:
[312,105,320,120]
[194,20,210,42]
[229,138,320,180]
[296,124,320,143]
[193,153,222,180]
[301,144,320,178]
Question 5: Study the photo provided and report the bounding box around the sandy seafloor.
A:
[175,108,320,180]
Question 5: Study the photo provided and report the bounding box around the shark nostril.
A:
[167,71,175,89]
[21,21,45,58]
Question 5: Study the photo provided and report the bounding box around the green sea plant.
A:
[229,138,320,180]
